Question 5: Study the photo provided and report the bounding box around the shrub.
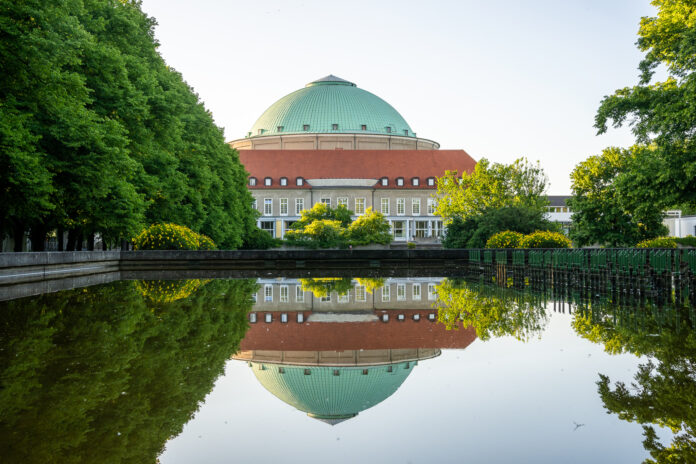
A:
[133,223,216,250]
[285,219,345,249]
[135,279,210,303]
[346,208,392,246]
[636,236,677,248]
[519,230,572,249]
[486,231,524,248]
[674,236,696,247]
[407,242,417,249]
[241,227,282,249]
[299,278,353,298]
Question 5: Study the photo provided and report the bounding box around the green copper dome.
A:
[247,75,415,138]
[249,361,416,425]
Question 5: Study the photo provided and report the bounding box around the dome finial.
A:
[306,75,356,87]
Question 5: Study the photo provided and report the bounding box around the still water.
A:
[0,273,692,463]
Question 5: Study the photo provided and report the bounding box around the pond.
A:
[0,267,693,463]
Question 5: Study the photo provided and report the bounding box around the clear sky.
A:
[139,0,657,194]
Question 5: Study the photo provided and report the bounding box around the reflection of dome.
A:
[249,361,415,425]
[248,75,414,138]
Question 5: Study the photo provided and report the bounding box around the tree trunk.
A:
[87,233,95,251]
[75,230,83,251]
[57,228,64,251]
[12,224,24,252]
[66,229,77,251]
[30,226,46,252]
[102,239,108,251]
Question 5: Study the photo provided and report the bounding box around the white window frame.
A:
[428,283,437,300]
[412,198,420,216]
[320,294,331,302]
[427,177,435,186]
[355,285,366,302]
[381,177,388,186]
[321,198,331,207]
[338,292,349,303]
[279,198,288,216]
[415,221,428,238]
[412,283,421,300]
[355,198,365,215]
[295,285,304,302]
[263,198,272,216]
[427,198,436,215]
[381,198,389,215]
[396,177,404,186]
[280,285,289,303]
[396,198,405,216]
[264,284,273,302]
[295,198,304,216]
[252,199,257,211]
[296,177,304,186]
[249,177,257,186]
[264,177,272,186]
[397,283,406,301]
[337,197,348,208]
[382,285,390,302]
[412,178,419,186]
[280,177,287,186]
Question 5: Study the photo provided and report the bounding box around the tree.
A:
[291,203,353,229]
[568,147,667,247]
[435,157,549,223]
[595,0,696,213]
[346,207,392,246]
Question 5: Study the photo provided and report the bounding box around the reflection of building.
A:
[229,75,477,242]
[233,278,476,424]
[663,210,696,238]
[545,195,572,233]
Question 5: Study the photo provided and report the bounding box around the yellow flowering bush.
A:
[133,223,217,250]
[485,231,523,248]
[519,230,572,249]
[636,236,677,248]
[135,279,211,303]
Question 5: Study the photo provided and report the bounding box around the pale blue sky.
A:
[140,0,657,193]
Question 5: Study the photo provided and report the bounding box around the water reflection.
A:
[0,279,255,464]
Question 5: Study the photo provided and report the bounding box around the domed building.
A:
[230,75,476,241]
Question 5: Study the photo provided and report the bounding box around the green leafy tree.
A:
[436,158,549,223]
[568,147,666,247]
[299,278,354,298]
[291,203,353,229]
[595,0,696,215]
[346,207,392,245]
[285,219,345,249]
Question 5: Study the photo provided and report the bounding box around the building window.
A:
[415,221,428,238]
[355,198,365,215]
[280,198,288,216]
[396,198,405,216]
[295,198,304,216]
[295,285,304,302]
[280,285,289,303]
[361,124,367,131]
[397,283,406,301]
[428,283,437,300]
[249,177,257,186]
[381,177,388,186]
[264,177,272,186]
[412,198,420,216]
[412,178,419,186]
[337,197,348,208]
[427,198,436,215]
[338,292,349,303]
[320,197,331,207]
[404,129,409,136]
[252,199,257,211]
[332,123,339,130]
[249,312,257,322]
[263,198,272,216]
[257,129,264,135]
[251,293,257,303]
[434,220,444,238]
[320,294,331,303]
[381,198,389,215]
[264,284,273,302]
[382,285,390,302]
[396,177,404,186]
[427,177,435,186]
[280,177,287,186]
[355,285,366,302]
[412,283,421,300]
[277,126,284,132]
[303,124,310,131]
[385,126,392,133]
[296,177,304,186]
[260,221,274,236]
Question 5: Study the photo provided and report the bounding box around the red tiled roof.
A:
[239,309,477,351]
[238,149,477,189]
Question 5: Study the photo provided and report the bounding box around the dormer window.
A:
[396,177,404,186]
[427,177,435,186]
[404,129,409,136]
[249,177,257,186]
[257,129,264,135]
[280,177,288,186]
[303,124,310,131]
[361,124,367,131]
[264,177,272,186]
[386,127,392,133]
[332,123,338,130]
[277,126,284,132]
[296,177,304,186]
[381,177,388,186]
[412,177,419,186]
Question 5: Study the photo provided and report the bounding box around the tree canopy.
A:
[0,0,255,250]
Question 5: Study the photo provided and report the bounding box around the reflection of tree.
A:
[573,305,696,463]
[0,279,256,464]
[299,278,354,298]
[354,278,385,294]
[134,279,211,303]
[434,279,548,341]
